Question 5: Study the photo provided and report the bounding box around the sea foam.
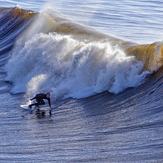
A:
[5,31,149,100]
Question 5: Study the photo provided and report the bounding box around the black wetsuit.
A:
[30,93,51,108]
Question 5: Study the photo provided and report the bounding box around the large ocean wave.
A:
[2,7,163,100]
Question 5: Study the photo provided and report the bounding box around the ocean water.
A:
[0,0,163,162]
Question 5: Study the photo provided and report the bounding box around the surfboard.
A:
[20,105,38,111]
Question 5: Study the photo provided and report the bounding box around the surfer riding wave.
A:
[29,92,53,112]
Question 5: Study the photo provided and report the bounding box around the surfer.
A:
[29,92,53,113]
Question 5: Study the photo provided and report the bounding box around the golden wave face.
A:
[124,42,163,72]
[1,7,163,73]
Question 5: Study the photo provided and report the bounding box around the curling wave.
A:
[2,7,163,99]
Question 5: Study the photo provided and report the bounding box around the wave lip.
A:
[124,41,163,72]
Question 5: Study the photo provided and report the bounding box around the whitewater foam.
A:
[5,30,149,100]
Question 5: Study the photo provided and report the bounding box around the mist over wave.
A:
[5,7,163,100]
[5,8,149,100]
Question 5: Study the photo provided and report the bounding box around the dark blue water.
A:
[0,1,163,162]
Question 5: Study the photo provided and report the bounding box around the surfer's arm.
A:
[48,98,53,109]
[48,98,51,107]
[30,96,36,100]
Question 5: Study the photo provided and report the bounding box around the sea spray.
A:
[5,32,149,100]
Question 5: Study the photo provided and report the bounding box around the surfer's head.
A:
[46,92,50,98]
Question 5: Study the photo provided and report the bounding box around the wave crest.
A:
[3,7,163,98]
[5,32,148,99]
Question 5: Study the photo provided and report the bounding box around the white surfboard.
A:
[20,105,38,111]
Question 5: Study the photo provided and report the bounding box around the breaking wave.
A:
[2,7,163,100]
